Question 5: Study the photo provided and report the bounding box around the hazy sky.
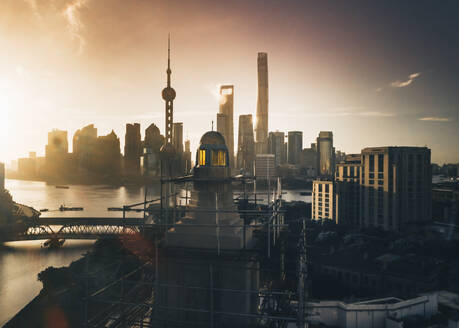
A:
[0,0,458,164]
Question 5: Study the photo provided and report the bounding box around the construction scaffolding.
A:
[82,175,308,328]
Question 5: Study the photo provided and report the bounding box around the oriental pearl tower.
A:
[160,35,176,162]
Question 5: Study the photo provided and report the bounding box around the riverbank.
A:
[3,238,148,328]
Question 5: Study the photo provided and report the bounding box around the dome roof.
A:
[200,131,226,146]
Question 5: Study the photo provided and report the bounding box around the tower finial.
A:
[167,33,171,87]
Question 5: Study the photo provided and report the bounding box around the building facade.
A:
[255,154,275,180]
[255,52,268,154]
[317,131,334,179]
[217,85,235,167]
[287,131,303,165]
[236,114,255,174]
[360,147,432,230]
[124,123,141,175]
[0,162,4,190]
[268,131,286,167]
[312,180,337,222]
[300,144,318,178]
[335,154,362,226]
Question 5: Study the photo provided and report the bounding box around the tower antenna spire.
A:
[167,33,171,87]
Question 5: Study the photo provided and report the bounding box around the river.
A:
[0,179,311,325]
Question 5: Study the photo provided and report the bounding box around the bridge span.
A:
[3,217,147,242]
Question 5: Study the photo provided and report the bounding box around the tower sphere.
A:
[162,86,176,101]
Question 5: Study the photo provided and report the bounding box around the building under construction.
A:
[81,130,308,328]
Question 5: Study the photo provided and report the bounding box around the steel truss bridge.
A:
[4,217,146,242]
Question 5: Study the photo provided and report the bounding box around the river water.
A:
[0,179,311,325]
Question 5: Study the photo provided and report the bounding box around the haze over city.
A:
[1,0,458,164]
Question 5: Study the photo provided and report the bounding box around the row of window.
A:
[198,149,227,166]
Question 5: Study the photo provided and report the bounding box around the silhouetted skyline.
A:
[1,0,458,164]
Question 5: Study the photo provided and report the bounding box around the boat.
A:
[39,208,49,212]
[59,205,84,211]
[43,239,65,249]
[55,185,70,189]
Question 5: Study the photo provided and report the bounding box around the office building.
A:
[288,131,303,165]
[73,124,98,172]
[255,52,269,154]
[143,123,163,177]
[94,131,121,176]
[236,114,255,174]
[18,156,36,178]
[255,154,275,180]
[217,85,234,167]
[268,131,286,167]
[335,154,362,226]
[184,139,192,173]
[312,180,337,222]
[316,131,334,178]
[124,123,141,175]
[45,129,69,177]
[360,147,432,230]
[300,144,318,177]
[172,122,183,154]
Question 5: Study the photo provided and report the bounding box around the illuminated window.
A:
[218,150,226,166]
[211,150,226,166]
[199,150,206,166]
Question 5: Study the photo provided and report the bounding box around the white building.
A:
[306,294,437,328]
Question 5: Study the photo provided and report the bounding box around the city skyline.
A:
[1,0,458,164]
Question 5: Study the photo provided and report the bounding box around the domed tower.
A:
[167,131,251,250]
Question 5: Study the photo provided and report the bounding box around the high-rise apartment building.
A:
[217,85,234,167]
[317,131,334,178]
[360,147,432,230]
[287,131,303,165]
[335,154,362,226]
[255,52,268,154]
[237,114,255,174]
[312,180,337,222]
[268,131,286,167]
[124,123,141,175]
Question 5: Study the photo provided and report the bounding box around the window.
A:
[199,149,206,166]
[211,150,226,166]
[218,150,226,166]
[369,154,375,172]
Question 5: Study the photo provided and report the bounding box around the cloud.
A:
[63,0,90,55]
[359,111,396,117]
[419,117,451,122]
[390,72,421,88]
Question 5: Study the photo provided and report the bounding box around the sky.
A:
[0,0,458,165]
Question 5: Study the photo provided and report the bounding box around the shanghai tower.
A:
[255,52,268,154]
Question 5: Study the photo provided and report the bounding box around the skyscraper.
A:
[217,85,234,167]
[143,123,163,177]
[237,114,255,174]
[316,131,334,178]
[45,129,69,178]
[172,122,183,154]
[73,124,97,172]
[268,131,286,167]
[256,52,269,154]
[288,131,303,165]
[124,123,141,175]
